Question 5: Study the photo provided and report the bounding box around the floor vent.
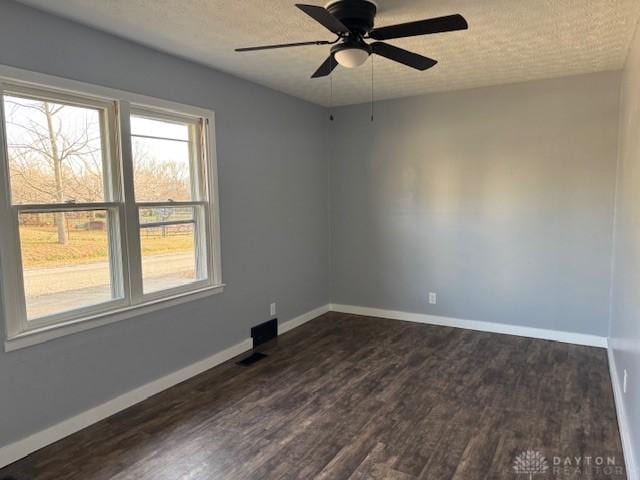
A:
[237,351,268,366]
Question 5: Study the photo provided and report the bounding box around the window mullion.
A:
[117,101,144,303]
[14,202,121,213]
[135,200,206,208]
[105,102,128,303]
[140,219,194,228]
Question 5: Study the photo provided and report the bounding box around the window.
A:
[130,111,209,295]
[0,70,221,347]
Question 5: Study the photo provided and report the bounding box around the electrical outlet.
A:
[428,292,437,305]
[623,369,628,394]
[270,303,276,317]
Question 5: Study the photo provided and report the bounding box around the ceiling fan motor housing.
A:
[325,0,377,36]
[331,36,370,55]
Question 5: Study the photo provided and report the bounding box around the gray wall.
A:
[610,16,640,477]
[329,72,620,336]
[0,0,627,457]
[0,0,329,447]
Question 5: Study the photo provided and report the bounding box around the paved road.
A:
[24,252,194,319]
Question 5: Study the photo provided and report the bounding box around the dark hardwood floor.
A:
[1,312,625,479]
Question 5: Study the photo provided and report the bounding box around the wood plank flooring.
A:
[1,312,626,479]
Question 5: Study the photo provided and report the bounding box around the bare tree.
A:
[132,140,190,201]
[5,98,103,244]
[44,102,67,244]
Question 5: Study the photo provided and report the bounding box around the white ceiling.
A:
[15,0,640,106]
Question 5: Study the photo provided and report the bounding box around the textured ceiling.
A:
[14,0,640,106]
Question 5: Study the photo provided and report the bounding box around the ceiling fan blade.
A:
[296,4,350,34]
[236,40,331,52]
[372,42,437,71]
[311,55,338,78]
[369,14,468,40]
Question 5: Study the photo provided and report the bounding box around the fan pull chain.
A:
[329,55,334,121]
[370,53,374,122]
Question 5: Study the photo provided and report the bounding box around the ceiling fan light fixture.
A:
[334,47,370,68]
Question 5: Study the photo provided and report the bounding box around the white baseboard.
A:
[0,304,330,469]
[329,304,608,348]
[607,345,638,480]
[280,304,330,334]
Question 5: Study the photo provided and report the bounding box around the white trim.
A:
[5,284,225,352]
[329,304,608,348]
[608,345,638,480]
[0,304,330,468]
[202,114,222,287]
[0,88,26,337]
[279,303,330,334]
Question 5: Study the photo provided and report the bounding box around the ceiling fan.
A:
[235,0,468,78]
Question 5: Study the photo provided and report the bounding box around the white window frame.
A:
[0,65,223,351]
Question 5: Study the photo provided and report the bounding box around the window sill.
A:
[4,284,225,352]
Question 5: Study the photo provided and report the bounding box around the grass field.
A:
[20,225,194,268]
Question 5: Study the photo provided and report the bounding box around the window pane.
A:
[131,115,189,141]
[131,114,195,202]
[4,95,106,204]
[19,210,120,320]
[139,217,200,294]
[140,225,196,294]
